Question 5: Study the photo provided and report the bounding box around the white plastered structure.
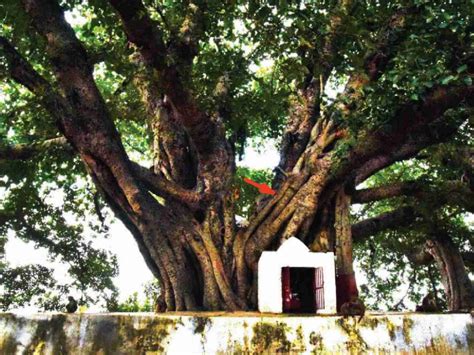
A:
[258,237,336,314]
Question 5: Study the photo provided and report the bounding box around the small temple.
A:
[258,237,337,314]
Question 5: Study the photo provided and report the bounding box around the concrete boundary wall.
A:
[0,312,473,354]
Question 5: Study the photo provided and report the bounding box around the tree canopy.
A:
[0,0,472,312]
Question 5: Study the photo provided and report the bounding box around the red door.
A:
[313,267,325,310]
[282,267,292,312]
[282,267,302,312]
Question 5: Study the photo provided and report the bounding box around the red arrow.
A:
[243,177,276,195]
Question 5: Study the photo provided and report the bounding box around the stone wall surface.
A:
[0,312,473,354]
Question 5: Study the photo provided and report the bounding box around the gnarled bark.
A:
[1,0,472,312]
[334,190,358,309]
[411,234,474,311]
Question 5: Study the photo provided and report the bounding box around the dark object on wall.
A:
[415,292,439,312]
[66,296,78,313]
[340,295,365,322]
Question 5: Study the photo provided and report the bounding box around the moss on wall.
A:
[26,315,69,354]
[0,313,472,354]
[0,333,18,355]
[117,316,178,353]
[192,316,211,334]
[293,325,306,353]
[336,317,368,353]
[309,331,325,354]
[402,317,414,345]
[466,323,474,349]
[251,321,291,353]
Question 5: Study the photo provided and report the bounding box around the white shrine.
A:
[258,237,337,314]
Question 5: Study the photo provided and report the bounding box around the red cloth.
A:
[336,273,358,311]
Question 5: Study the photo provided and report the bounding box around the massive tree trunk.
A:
[411,234,474,311]
[2,0,472,311]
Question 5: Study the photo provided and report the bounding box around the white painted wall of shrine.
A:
[258,237,337,314]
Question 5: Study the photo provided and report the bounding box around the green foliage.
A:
[0,262,56,311]
[107,292,153,312]
[0,0,472,311]
[234,166,273,218]
[0,105,118,310]
[354,136,473,310]
[355,229,448,311]
[0,146,118,309]
[106,280,159,312]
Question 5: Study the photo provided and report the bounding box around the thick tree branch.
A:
[333,6,419,115]
[408,235,474,310]
[276,5,420,187]
[118,39,236,311]
[130,162,205,208]
[274,2,356,186]
[406,245,474,271]
[353,180,474,212]
[20,0,161,211]
[0,36,71,128]
[363,6,419,81]
[110,0,233,195]
[133,72,197,188]
[352,179,473,242]
[3,5,164,230]
[337,84,474,188]
[351,206,417,242]
[0,36,50,94]
[0,137,71,161]
[321,6,472,188]
[108,0,203,127]
[19,3,201,295]
[354,112,470,184]
[108,0,167,69]
[353,181,419,203]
